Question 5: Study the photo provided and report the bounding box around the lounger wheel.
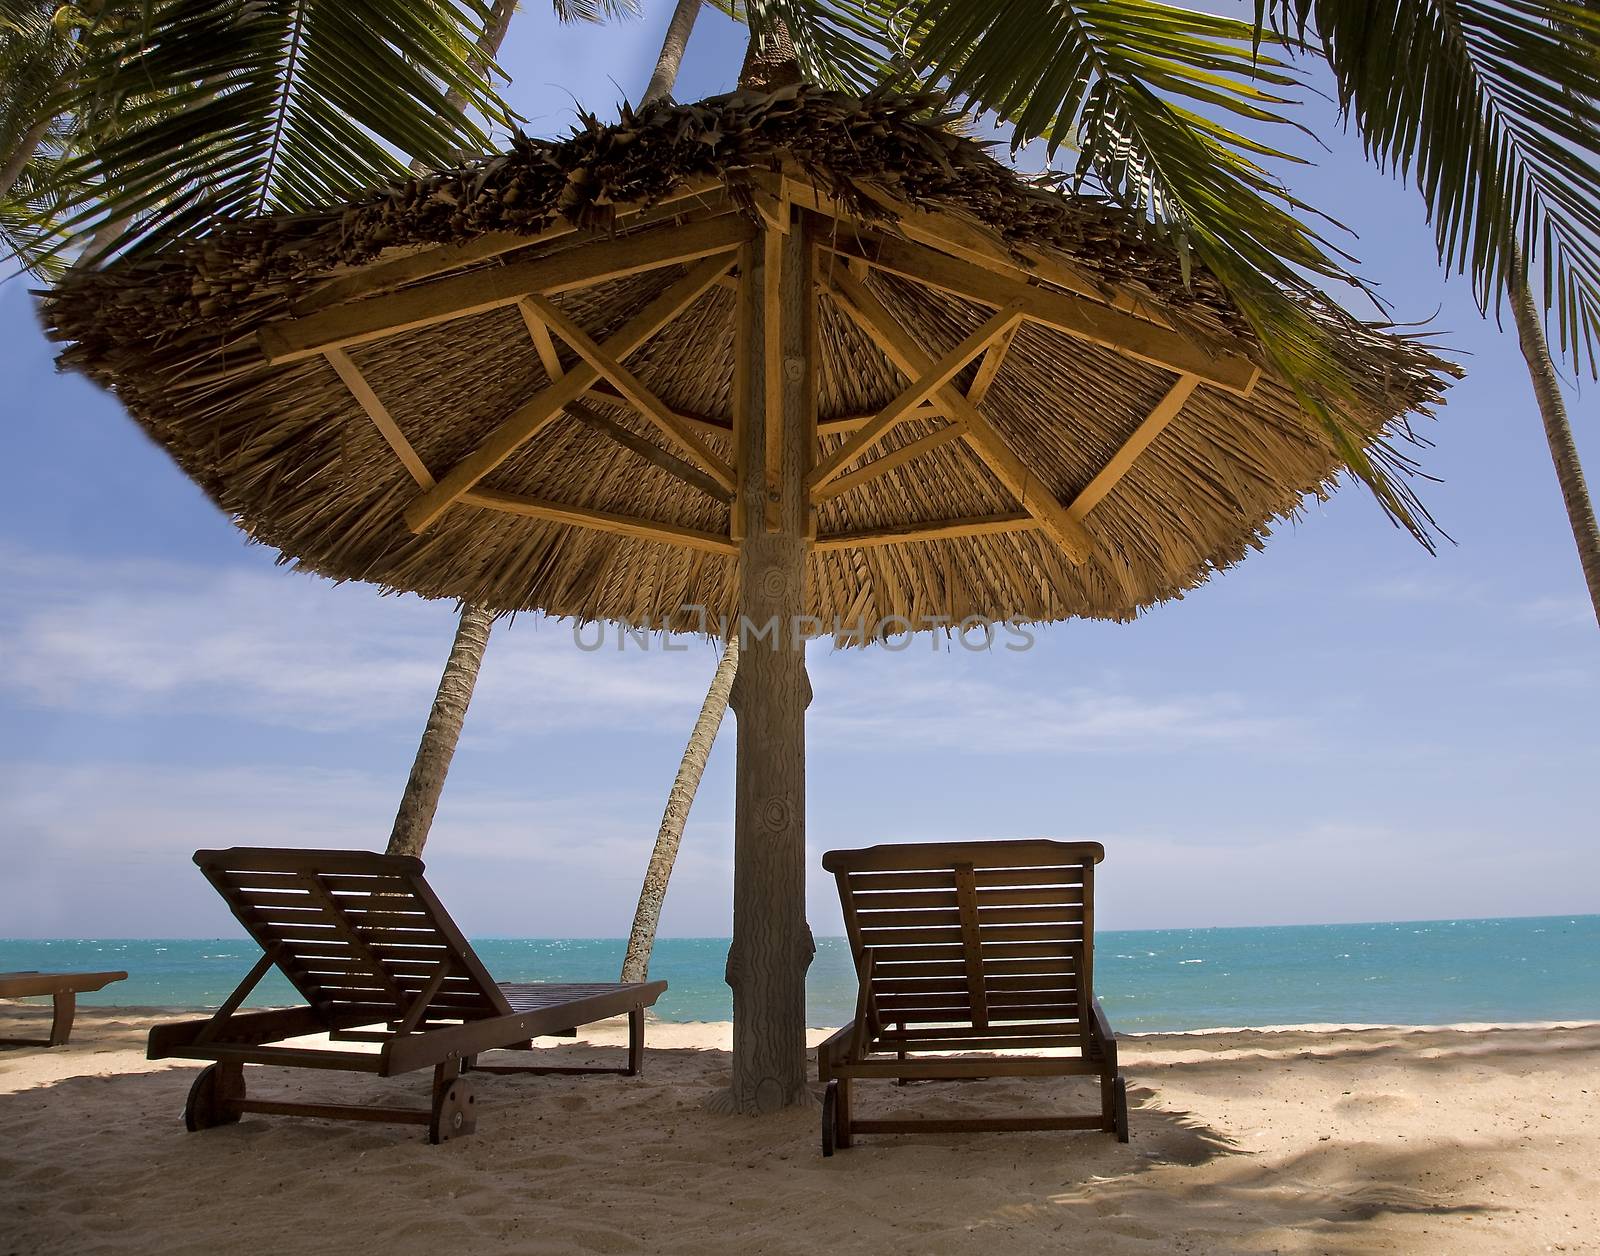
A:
[185,1063,244,1132]
[1112,1074,1129,1144]
[430,1078,477,1144]
[821,1080,839,1158]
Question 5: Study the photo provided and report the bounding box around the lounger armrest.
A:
[817,1021,857,1080]
[148,1006,346,1058]
[382,985,659,1076]
[1089,997,1118,1069]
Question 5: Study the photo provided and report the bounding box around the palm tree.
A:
[2,0,640,268]
[1510,246,1600,616]
[388,606,497,857]
[642,0,704,105]
[383,0,524,862]
[621,635,738,981]
[1,3,89,276]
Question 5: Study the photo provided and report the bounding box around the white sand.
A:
[2,1006,1597,1254]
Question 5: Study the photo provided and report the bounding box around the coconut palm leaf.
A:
[1,1,78,275]
[870,0,1446,537]
[713,0,908,91]
[553,0,641,20]
[41,0,518,261]
[1263,0,1600,373]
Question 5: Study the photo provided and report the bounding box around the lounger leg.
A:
[429,1058,477,1144]
[185,1062,245,1131]
[835,1075,853,1149]
[432,1057,461,1099]
[1100,1068,1116,1132]
[626,1008,645,1077]
[1111,1075,1129,1143]
[48,992,76,1047]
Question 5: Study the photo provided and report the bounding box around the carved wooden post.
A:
[723,211,815,1113]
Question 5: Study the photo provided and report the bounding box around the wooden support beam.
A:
[517,299,566,380]
[731,241,755,543]
[825,269,1095,565]
[811,420,969,503]
[460,487,736,554]
[804,233,821,543]
[807,303,1024,494]
[762,227,785,531]
[1068,374,1199,517]
[404,253,734,533]
[293,177,728,315]
[566,400,733,503]
[751,183,791,236]
[822,232,1259,397]
[813,512,1038,551]
[515,293,729,501]
[784,172,1172,329]
[261,214,754,364]
[589,382,732,439]
[324,348,434,488]
[966,323,1016,407]
[819,405,939,435]
[524,294,736,494]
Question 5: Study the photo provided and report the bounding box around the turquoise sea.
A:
[4,915,1597,1032]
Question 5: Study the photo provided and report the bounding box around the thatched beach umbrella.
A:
[43,86,1452,1115]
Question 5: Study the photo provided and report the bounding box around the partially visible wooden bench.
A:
[0,970,127,1046]
[818,840,1127,1154]
[147,847,666,1143]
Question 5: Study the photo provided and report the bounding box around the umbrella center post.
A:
[724,212,817,1114]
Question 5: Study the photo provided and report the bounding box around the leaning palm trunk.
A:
[0,114,53,201]
[387,605,496,857]
[1508,249,1600,628]
[622,635,739,981]
[641,0,702,106]
[383,0,518,860]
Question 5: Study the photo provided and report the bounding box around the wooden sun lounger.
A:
[0,970,127,1047]
[147,848,666,1143]
[817,840,1127,1154]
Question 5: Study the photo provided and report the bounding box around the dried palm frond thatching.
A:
[41,87,1457,637]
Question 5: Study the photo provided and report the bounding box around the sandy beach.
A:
[2,1006,1596,1255]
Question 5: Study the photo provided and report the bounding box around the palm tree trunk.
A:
[387,606,496,857]
[382,0,518,863]
[1508,248,1600,627]
[621,636,739,981]
[641,0,702,106]
[0,114,53,202]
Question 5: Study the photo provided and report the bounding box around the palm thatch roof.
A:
[42,87,1455,636]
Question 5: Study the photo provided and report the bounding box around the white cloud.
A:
[14,756,1591,939]
[1516,595,1595,629]
[0,544,1293,753]
[0,758,735,937]
[807,654,1293,752]
[0,545,717,736]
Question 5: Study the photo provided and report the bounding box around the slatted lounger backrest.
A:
[824,840,1105,1055]
[195,847,513,1025]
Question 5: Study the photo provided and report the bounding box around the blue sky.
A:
[1,6,1595,940]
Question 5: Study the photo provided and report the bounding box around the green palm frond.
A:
[889,0,1442,538]
[714,0,909,91]
[1264,0,1600,374]
[553,0,641,21]
[2,154,68,280]
[44,0,517,261]
[903,1,1343,284]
